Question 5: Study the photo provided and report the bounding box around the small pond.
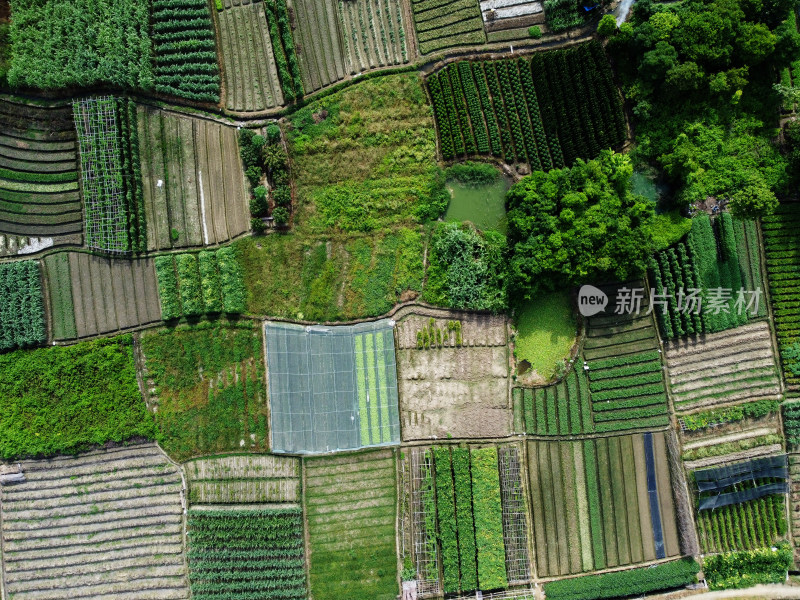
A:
[445,176,511,233]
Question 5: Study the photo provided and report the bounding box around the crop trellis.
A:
[499,445,531,583]
[410,447,441,597]
[73,97,129,254]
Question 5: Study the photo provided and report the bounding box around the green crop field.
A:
[141,322,268,461]
[306,449,398,600]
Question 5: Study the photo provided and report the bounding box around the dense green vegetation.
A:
[783,400,800,445]
[703,543,794,589]
[608,0,799,217]
[650,213,763,338]
[265,0,304,102]
[0,259,46,351]
[544,558,700,600]
[471,447,507,590]
[0,335,153,459]
[410,0,485,55]
[514,364,593,434]
[7,0,152,90]
[682,399,779,431]
[152,0,220,102]
[156,248,246,320]
[506,151,654,301]
[187,508,306,600]
[513,291,577,379]
[423,222,507,312]
[141,322,268,461]
[427,44,626,164]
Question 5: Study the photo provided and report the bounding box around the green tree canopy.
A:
[506,151,655,301]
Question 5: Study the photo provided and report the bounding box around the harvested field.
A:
[396,311,510,440]
[0,443,190,600]
[0,96,82,250]
[527,432,681,578]
[306,449,398,600]
[665,321,781,411]
[216,1,285,111]
[137,106,249,250]
[185,454,300,504]
[42,251,160,340]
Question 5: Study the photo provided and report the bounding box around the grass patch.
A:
[0,335,153,460]
[514,291,577,379]
[141,321,268,461]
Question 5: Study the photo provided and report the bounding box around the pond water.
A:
[445,176,511,233]
[631,171,659,204]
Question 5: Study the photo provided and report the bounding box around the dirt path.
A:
[699,584,800,598]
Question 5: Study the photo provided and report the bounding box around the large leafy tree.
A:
[506,151,655,301]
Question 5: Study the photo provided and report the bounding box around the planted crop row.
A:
[117,98,147,252]
[682,399,779,432]
[544,558,700,600]
[783,400,800,446]
[155,247,246,320]
[697,495,787,553]
[265,0,304,102]
[427,42,625,165]
[0,260,46,351]
[152,0,220,103]
[411,0,485,55]
[187,508,306,600]
[515,364,593,436]
[762,204,800,385]
[416,446,510,592]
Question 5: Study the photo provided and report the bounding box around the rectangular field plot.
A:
[666,321,781,411]
[306,449,398,600]
[292,0,410,94]
[216,1,285,111]
[527,432,681,577]
[137,106,249,250]
[0,444,190,600]
[187,507,306,600]
[411,0,486,55]
[396,311,511,440]
[0,96,82,252]
[43,252,160,340]
[185,453,300,504]
[400,444,530,595]
[265,320,400,453]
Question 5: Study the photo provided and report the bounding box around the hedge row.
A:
[682,399,779,431]
[151,0,220,103]
[544,558,700,600]
[0,260,47,351]
[427,41,626,165]
[155,247,246,320]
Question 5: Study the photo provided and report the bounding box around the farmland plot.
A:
[141,322,269,461]
[665,321,781,411]
[186,454,300,504]
[411,0,486,55]
[216,1,285,111]
[527,432,681,577]
[0,96,82,251]
[479,0,544,39]
[395,310,511,440]
[762,203,800,388]
[788,452,800,561]
[0,259,46,350]
[401,444,530,594]
[42,252,160,340]
[137,106,249,250]
[265,320,400,453]
[581,282,671,432]
[187,507,306,600]
[427,42,626,164]
[0,443,190,600]
[306,449,398,600]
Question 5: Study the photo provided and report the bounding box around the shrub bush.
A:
[704,544,793,590]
